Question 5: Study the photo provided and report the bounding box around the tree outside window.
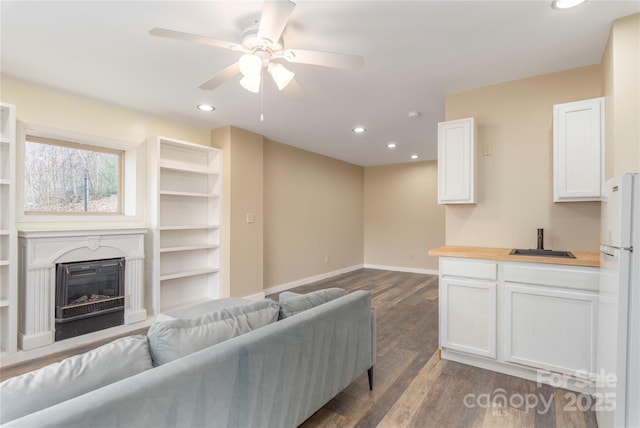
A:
[24,136,123,214]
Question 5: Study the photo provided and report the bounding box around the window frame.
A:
[16,122,145,228]
[24,135,125,216]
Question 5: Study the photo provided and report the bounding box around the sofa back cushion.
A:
[278,288,347,319]
[0,334,152,424]
[147,299,279,366]
[155,298,249,323]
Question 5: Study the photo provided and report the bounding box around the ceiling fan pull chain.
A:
[260,65,265,122]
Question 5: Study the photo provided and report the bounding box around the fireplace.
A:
[18,229,146,351]
[55,258,125,341]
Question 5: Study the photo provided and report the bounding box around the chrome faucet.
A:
[537,228,544,250]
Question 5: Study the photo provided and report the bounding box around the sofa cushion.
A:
[278,287,347,319]
[0,334,152,424]
[155,298,249,322]
[147,299,279,366]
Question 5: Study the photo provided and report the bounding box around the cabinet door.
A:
[503,283,597,378]
[437,117,476,204]
[440,277,496,358]
[553,97,604,202]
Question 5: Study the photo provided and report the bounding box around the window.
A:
[24,136,123,214]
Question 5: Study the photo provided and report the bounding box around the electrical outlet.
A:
[324,255,330,264]
[246,213,256,224]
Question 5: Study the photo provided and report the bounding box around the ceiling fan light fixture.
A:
[239,53,263,77]
[268,62,295,90]
[240,75,261,93]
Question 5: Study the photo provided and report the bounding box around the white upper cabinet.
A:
[553,97,604,202]
[437,117,477,204]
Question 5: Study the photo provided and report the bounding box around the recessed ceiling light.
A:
[386,142,397,149]
[352,126,366,134]
[410,154,419,160]
[551,0,586,9]
[197,104,215,112]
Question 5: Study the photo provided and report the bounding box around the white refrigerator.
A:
[598,173,640,428]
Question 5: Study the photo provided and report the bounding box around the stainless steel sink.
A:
[509,248,576,258]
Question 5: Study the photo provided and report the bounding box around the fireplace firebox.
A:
[55,258,125,341]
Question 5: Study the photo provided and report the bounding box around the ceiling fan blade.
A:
[283,49,364,71]
[150,28,244,52]
[199,63,241,90]
[283,78,306,99]
[257,1,295,44]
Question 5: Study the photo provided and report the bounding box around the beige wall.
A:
[263,140,364,289]
[602,13,640,178]
[445,65,602,251]
[364,161,444,271]
[0,75,210,146]
[211,126,264,298]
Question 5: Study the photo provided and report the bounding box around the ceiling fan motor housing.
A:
[242,24,283,53]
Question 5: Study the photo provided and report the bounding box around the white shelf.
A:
[159,225,220,231]
[159,244,219,253]
[159,190,219,198]
[0,101,17,355]
[160,267,220,282]
[159,159,212,175]
[147,136,223,314]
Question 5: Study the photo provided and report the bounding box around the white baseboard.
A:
[263,264,364,296]
[363,264,439,275]
[243,292,266,301]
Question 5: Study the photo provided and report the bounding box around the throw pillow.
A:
[147,299,279,366]
[0,335,153,424]
[278,287,347,319]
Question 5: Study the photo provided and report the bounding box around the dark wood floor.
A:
[267,268,598,428]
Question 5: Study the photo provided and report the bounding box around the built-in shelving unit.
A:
[146,137,222,315]
[0,102,17,355]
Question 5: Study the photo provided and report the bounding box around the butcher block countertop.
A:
[429,245,600,268]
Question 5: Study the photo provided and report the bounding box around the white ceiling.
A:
[1,1,638,166]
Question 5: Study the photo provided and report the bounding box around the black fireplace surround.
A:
[55,257,125,341]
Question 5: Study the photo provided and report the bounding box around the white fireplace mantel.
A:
[18,228,147,350]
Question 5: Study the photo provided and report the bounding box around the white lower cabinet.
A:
[440,258,497,358]
[441,278,496,358]
[439,257,599,392]
[503,283,597,378]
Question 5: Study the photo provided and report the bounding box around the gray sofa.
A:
[1,289,376,427]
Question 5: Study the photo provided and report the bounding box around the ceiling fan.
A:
[150,0,364,98]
